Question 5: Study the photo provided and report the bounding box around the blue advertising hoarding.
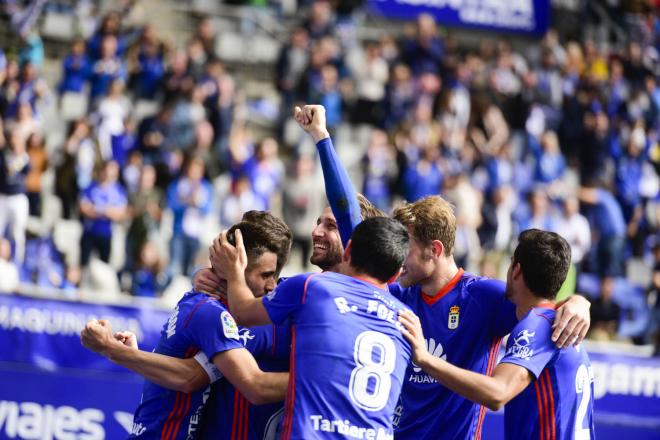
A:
[367,0,551,37]
[0,294,172,439]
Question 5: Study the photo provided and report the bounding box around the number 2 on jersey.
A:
[349,331,396,411]
[574,364,592,440]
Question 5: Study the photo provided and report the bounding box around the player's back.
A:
[130,291,243,439]
[503,308,595,440]
[280,272,412,440]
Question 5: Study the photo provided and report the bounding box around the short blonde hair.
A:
[392,195,456,256]
[357,193,387,220]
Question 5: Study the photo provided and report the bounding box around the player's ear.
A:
[511,262,522,280]
[430,240,444,258]
[342,240,352,264]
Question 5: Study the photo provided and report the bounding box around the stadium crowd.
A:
[0,1,658,350]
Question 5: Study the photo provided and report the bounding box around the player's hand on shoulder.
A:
[552,294,591,349]
[293,104,330,143]
[80,319,120,356]
[398,309,430,365]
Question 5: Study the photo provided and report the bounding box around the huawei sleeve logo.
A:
[412,338,447,372]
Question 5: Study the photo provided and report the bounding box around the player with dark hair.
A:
[81,211,292,440]
[215,217,412,439]
[399,229,595,440]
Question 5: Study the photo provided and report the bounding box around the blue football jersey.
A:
[389,270,518,440]
[199,322,291,440]
[500,307,595,440]
[263,272,412,440]
[130,291,243,440]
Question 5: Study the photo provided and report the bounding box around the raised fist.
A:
[294,105,330,143]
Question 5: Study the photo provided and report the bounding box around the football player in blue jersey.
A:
[81,212,292,440]
[399,229,595,440]
[293,104,592,440]
[216,216,413,440]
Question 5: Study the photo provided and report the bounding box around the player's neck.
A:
[343,266,388,289]
[421,258,460,297]
[516,293,555,320]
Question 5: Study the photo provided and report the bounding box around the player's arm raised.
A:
[81,319,211,393]
[211,348,288,405]
[213,230,272,327]
[294,104,361,246]
[399,310,531,411]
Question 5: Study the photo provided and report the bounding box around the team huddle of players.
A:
[81,105,595,440]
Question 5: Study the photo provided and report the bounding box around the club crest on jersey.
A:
[448,305,460,330]
[221,311,239,340]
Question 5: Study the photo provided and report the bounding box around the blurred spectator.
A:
[86,12,128,61]
[126,164,163,272]
[54,119,95,218]
[195,17,217,59]
[401,14,444,76]
[518,189,557,232]
[21,232,66,288]
[0,130,30,263]
[7,102,40,144]
[186,38,207,81]
[348,41,388,127]
[283,154,324,268]
[58,39,90,95]
[384,63,415,129]
[533,130,566,186]
[580,186,627,277]
[166,156,212,277]
[615,121,647,251]
[479,185,515,254]
[239,137,284,209]
[221,175,266,228]
[129,25,166,100]
[469,93,510,157]
[131,241,167,297]
[276,27,310,118]
[445,173,483,270]
[89,35,125,105]
[79,160,128,267]
[96,79,130,159]
[402,144,443,202]
[162,50,193,103]
[137,103,175,167]
[303,0,334,40]
[4,61,47,121]
[0,238,19,292]
[361,129,396,210]
[556,195,592,269]
[24,132,47,216]
[589,277,621,341]
[579,108,611,186]
[309,64,342,130]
